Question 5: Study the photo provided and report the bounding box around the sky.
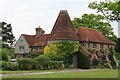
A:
[0,0,118,40]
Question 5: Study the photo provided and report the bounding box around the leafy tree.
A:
[0,48,9,61]
[44,41,80,65]
[72,14,117,42]
[1,22,15,48]
[88,0,120,52]
[88,0,120,21]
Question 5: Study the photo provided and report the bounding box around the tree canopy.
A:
[1,22,15,48]
[88,0,120,22]
[72,14,117,42]
[44,41,80,64]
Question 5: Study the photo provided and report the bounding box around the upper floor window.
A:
[88,43,90,48]
[100,44,104,49]
[19,45,24,50]
[93,43,97,48]
[33,46,38,51]
[39,47,42,49]
[81,42,87,48]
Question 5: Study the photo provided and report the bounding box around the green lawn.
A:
[4,69,118,78]
[2,68,78,74]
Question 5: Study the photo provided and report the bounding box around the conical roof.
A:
[48,10,78,41]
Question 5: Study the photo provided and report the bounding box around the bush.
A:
[25,52,41,58]
[77,46,90,69]
[44,41,80,65]
[49,61,64,69]
[2,61,10,70]
[17,58,35,70]
[114,53,120,60]
[9,63,18,71]
[1,48,9,61]
[103,62,112,69]
[45,54,63,61]
[34,55,51,70]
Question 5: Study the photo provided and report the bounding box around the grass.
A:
[2,68,77,74]
[4,69,118,78]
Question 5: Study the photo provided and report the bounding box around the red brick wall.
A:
[80,42,114,51]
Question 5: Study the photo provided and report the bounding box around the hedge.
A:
[77,46,90,69]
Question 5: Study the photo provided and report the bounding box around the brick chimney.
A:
[35,26,45,37]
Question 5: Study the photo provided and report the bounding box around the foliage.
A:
[88,0,120,21]
[115,38,120,53]
[9,63,18,71]
[1,22,16,48]
[1,48,9,61]
[25,52,41,58]
[2,61,10,70]
[114,53,120,60]
[76,46,90,69]
[9,55,64,70]
[72,14,117,42]
[103,62,112,69]
[34,55,51,70]
[45,54,63,61]
[92,55,100,66]
[44,41,80,66]
[0,61,2,69]
[17,58,36,70]
[49,61,64,69]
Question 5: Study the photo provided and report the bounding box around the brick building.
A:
[15,10,114,55]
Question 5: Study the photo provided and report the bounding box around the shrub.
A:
[25,52,41,58]
[45,54,63,61]
[44,41,80,65]
[1,48,9,61]
[103,62,112,69]
[34,55,50,70]
[0,61,2,69]
[92,55,100,66]
[9,63,18,71]
[17,58,35,70]
[2,61,10,70]
[114,53,120,60]
[77,46,90,69]
[49,61,64,69]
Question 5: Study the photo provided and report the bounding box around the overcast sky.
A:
[0,0,118,40]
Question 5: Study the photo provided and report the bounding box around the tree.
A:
[115,38,120,53]
[88,0,120,52]
[88,0,120,22]
[1,22,15,48]
[0,48,9,61]
[44,41,80,65]
[72,14,117,42]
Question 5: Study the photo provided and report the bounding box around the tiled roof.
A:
[48,10,78,41]
[22,34,49,46]
[76,27,114,45]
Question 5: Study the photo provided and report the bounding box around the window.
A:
[100,44,104,49]
[20,40,23,41]
[88,43,90,48]
[81,42,87,48]
[39,47,42,49]
[33,46,38,51]
[108,45,110,49]
[93,43,97,48]
[19,45,24,50]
